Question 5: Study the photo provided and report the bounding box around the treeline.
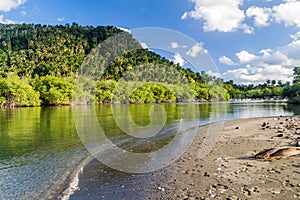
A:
[0,23,298,107]
[283,67,300,103]
[0,23,230,107]
[225,68,300,103]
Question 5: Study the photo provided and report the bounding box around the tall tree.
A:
[293,66,300,84]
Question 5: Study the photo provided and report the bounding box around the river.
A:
[0,101,298,199]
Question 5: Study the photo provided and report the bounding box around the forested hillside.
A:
[0,23,122,77]
[0,23,297,107]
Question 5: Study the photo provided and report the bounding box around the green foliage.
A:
[208,84,230,101]
[0,23,122,77]
[130,83,176,103]
[169,84,196,102]
[293,66,300,84]
[224,83,245,99]
[94,79,198,104]
[282,84,300,103]
[281,66,300,103]
[191,82,209,100]
[0,73,40,107]
[95,80,116,103]
[0,23,295,105]
[73,76,97,104]
[246,89,264,98]
[33,76,73,105]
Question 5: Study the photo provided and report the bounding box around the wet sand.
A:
[70,117,300,199]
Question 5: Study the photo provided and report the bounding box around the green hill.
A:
[1,23,290,106]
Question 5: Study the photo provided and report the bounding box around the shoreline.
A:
[0,98,289,109]
[69,116,300,199]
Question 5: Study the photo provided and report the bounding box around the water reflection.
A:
[0,101,298,199]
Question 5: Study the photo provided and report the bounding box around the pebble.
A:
[157,187,165,192]
[277,133,284,137]
[272,190,280,194]
[203,172,210,177]
[242,187,251,196]
[185,169,192,175]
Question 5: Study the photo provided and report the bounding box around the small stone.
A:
[203,172,210,177]
[157,186,165,192]
[242,187,251,196]
[272,190,280,194]
[185,169,192,174]
[277,133,284,137]
[236,126,240,129]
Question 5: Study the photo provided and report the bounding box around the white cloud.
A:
[259,49,272,56]
[0,0,25,12]
[260,51,288,66]
[170,42,188,49]
[20,10,26,16]
[140,42,148,49]
[222,65,293,85]
[220,38,300,84]
[182,0,300,34]
[182,0,248,33]
[172,53,186,66]
[117,27,131,33]
[206,70,221,78]
[0,15,15,24]
[219,56,237,65]
[278,40,300,61]
[171,42,179,49]
[236,50,257,64]
[246,6,272,27]
[240,24,254,34]
[186,43,208,57]
[57,17,65,22]
[290,31,300,41]
[181,12,188,20]
[273,0,300,28]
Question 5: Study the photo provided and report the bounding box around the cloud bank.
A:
[0,0,25,12]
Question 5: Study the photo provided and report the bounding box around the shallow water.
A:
[0,102,298,199]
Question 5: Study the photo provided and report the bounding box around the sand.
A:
[156,117,300,199]
[70,117,300,200]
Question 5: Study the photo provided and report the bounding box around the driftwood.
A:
[252,147,300,161]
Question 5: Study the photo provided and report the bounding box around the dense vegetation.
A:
[0,23,298,107]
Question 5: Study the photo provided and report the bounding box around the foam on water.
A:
[60,156,93,200]
[0,147,89,200]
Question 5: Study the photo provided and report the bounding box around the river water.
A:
[0,101,298,199]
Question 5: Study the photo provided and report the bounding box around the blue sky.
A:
[1,0,300,85]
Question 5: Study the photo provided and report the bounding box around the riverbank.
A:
[69,117,300,199]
